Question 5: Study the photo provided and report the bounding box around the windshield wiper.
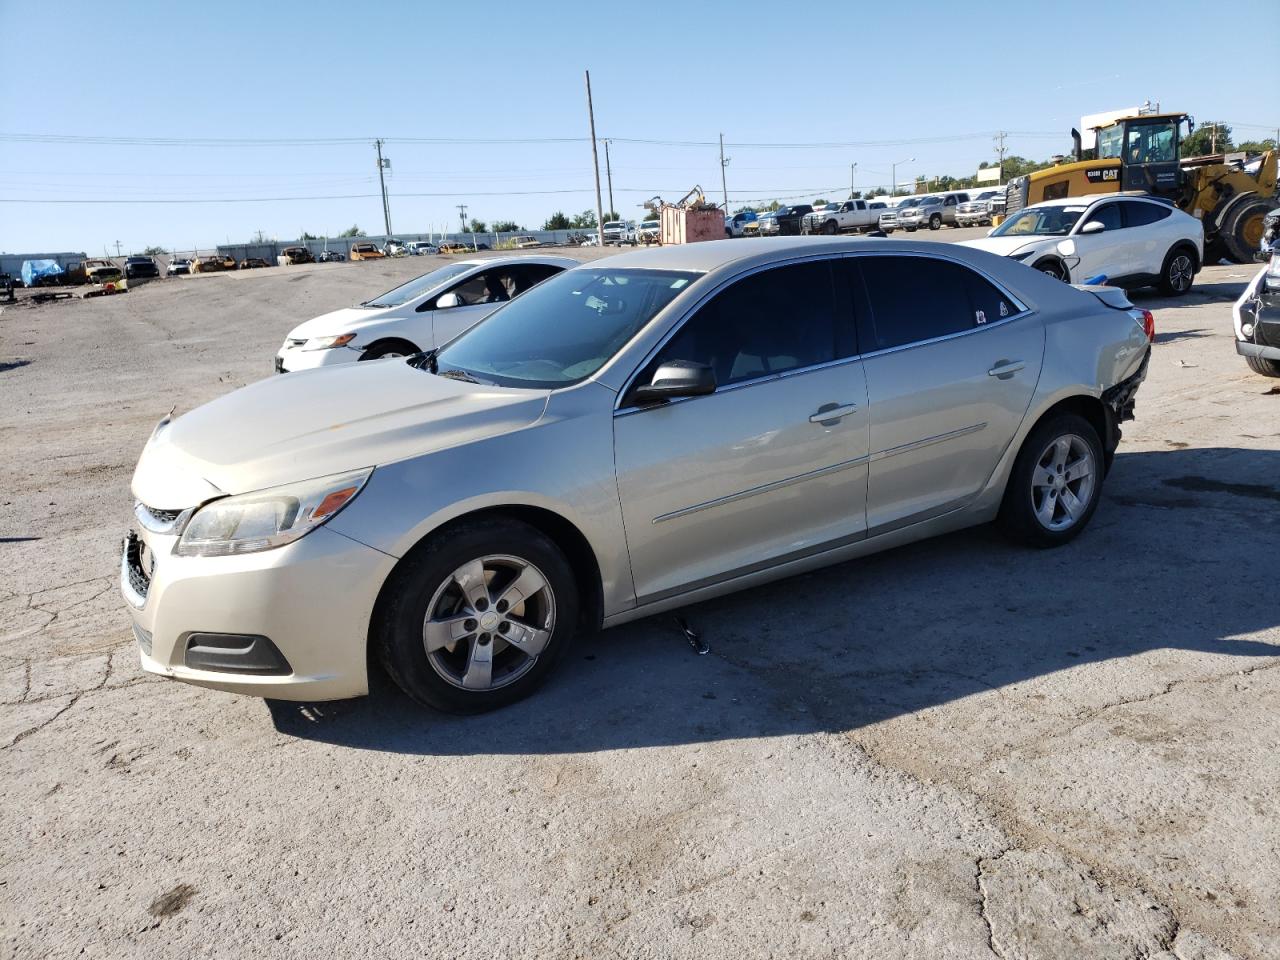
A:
[437,367,481,384]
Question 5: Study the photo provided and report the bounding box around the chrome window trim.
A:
[613,249,1033,415]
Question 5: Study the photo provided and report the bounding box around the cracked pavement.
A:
[2,248,1277,958]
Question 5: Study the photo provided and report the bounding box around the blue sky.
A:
[1,0,1275,254]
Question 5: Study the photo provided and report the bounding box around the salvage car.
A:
[275,255,576,371]
[765,204,813,236]
[191,255,237,273]
[317,250,346,263]
[637,220,660,244]
[239,258,271,270]
[407,241,440,255]
[1233,249,1280,376]
[124,256,160,280]
[124,237,1151,713]
[83,258,123,283]
[167,258,192,276]
[955,190,1003,228]
[350,242,386,261]
[280,246,315,265]
[961,194,1203,294]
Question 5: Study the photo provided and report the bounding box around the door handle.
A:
[987,360,1025,379]
[809,403,857,424]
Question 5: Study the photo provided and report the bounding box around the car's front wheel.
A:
[1034,259,1068,282]
[998,413,1104,547]
[376,517,579,713]
[929,214,942,230]
[359,339,419,361]
[1245,354,1280,377]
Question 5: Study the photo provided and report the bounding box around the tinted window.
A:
[1121,201,1171,227]
[1089,203,1123,231]
[652,261,840,387]
[964,271,1019,326]
[857,257,976,350]
[512,263,563,292]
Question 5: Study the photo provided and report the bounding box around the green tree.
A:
[468,218,487,233]
[812,198,828,206]
[142,245,167,256]
[570,209,598,229]
[491,220,521,233]
[1181,121,1232,157]
[299,231,319,241]
[543,211,572,230]
[338,225,363,238]
[1237,138,1277,154]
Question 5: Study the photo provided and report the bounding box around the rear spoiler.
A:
[1072,283,1133,311]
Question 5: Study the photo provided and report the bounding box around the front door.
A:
[851,255,1044,533]
[1070,200,1130,282]
[614,260,869,603]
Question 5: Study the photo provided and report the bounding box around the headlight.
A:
[302,333,357,351]
[174,468,372,557]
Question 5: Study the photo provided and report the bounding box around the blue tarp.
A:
[21,259,64,287]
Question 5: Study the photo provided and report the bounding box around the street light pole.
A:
[891,157,915,196]
[719,133,730,210]
[584,70,606,248]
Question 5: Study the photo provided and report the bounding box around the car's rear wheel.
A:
[1159,246,1196,295]
[822,220,838,235]
[929,214,942,230]
[376,518,579,713]
[1245,354,1280,377]
[998,413,1103,547]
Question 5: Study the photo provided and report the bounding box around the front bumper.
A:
[121,524,396,701]
[1237,339,1280,361]
[275,342,364,372]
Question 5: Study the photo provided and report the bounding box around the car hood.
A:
[131,361,549,504]
[958,236,1047,258]
[286,304,408,339]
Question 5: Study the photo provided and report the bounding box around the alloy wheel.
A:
[422,555,556,691]
[1030,434,1096,532]
[1169,254,1194,292]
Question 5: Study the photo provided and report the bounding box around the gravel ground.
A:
[1,236,1277,960]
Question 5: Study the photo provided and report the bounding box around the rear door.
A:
[852,254,1044,533]
[1117,200,1175,277]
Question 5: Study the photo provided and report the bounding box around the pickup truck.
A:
[801,199,888,235]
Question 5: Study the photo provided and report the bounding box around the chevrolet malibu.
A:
[123,238,1151,713]
[275,255,575,371]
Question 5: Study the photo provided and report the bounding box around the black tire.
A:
[359,339,419,361]
[905,226,917,233]
[998,413,1104,548]
[1221,198,1271,265]
[821,220,838,235]
[1033,258,1069,282]
[882,228,895,235]
[376,517,580,713]
[1245,354,1280,377]
[929,213,942,230]
[1158,246,1197,296]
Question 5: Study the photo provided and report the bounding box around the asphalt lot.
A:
[2,233,1277,959]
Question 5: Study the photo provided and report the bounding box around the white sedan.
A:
[961,194,1203,295]
[275,255,576,372]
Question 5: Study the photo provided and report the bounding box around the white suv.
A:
[275,256,576,372]
[961,195,1203,294]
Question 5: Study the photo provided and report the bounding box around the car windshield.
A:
[642,221,658,228]
[898,198,921,208]
[363,263,475,307]
[991,205,1087,237]
[432,268,698,389]
[604,222,623,229]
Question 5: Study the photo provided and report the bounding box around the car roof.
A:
[454,254,580,268]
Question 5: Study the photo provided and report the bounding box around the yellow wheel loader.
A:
[1004,113,1277,263]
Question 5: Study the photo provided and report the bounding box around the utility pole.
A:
[457,204,468,235]
[994,131,1007,184]
[891,157,914,197]
[584,70,605,247]
[375,139,393,237]
[113,240,122,257]
[850,162,857,197]
[603,139,615,221]
[719,133,730,210]
[1210,123,1218,154]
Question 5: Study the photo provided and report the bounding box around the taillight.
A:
[1131,308,1155,342]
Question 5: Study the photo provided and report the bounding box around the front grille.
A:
[123,532,151,601]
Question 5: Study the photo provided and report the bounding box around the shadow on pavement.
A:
[267,446,1280,754]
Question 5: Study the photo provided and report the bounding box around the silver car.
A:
[122,238,1152,713]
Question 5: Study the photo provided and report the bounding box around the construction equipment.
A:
[657,185,726,245]
[1004,112,1277,263]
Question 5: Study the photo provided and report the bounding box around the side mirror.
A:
[630,360,717,405]
[435,291,462,309]
[1079,220,1105,235]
